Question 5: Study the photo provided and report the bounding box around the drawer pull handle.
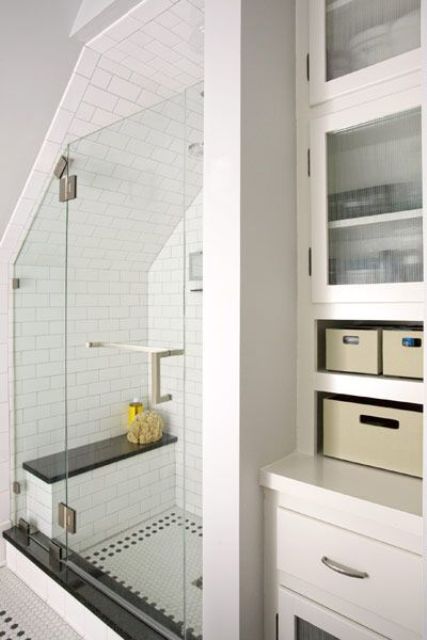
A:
[359,414,399,430]
[321,556,369,580]
[402,337,422,348]
[342,335,359,345]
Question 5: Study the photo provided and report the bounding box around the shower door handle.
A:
[151,349,184,404]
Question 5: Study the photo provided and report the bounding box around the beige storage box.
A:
[383,329,423,379]
[325,328,381,375]
[323,397,423,477]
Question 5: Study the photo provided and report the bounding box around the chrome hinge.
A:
[308,247,312,276]
[59,175,77,202]
[307,148,311,177]
[58,502,77,534]
[306,53,310,81]
[12,278,20,290]
[12,481,21,495]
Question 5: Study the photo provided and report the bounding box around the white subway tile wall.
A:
[0,0,203,559]
[13,91,203,539]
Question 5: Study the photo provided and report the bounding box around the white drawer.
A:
[277,508,422,635]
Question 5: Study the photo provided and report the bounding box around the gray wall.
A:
[0,1,82,239]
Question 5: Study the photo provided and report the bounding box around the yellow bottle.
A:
[128,398,144,425]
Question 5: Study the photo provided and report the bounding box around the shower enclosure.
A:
[12,84,203,640]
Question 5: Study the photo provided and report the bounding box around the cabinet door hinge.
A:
[275,613,279,640]
[59,175,77,202]
[308,247,312,276]
[307,148,311,177]
[306,53,310,81]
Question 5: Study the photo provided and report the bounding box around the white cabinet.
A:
[279,589,388,640]
[277,508,422,635]
[309,0,422,105]
[310,86,423,303]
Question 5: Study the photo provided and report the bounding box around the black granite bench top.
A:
[23,432,177,484]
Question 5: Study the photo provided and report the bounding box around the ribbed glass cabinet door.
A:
[309,1,422,105]
[297,619,339,640]
[280,590,387,640]
[326,0,420,82]
[327,107,422,287]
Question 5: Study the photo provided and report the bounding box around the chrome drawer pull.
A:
[321,556,369,580]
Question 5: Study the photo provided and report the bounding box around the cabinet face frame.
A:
[309,0,422,106]
[310,85,423,304]
[279,589,386,640]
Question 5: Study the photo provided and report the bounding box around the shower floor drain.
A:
[192,576,203,590]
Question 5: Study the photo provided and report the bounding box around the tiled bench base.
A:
[24,439,177,552]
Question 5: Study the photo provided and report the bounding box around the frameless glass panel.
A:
[183,82,204,639]
[327,107,423,285]
[13,176,67,547]
[297,618,340,640]
[65,94,189,638]
[326,0,421,81]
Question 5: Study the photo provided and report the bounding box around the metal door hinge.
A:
[275,613,279,640]
[59,175,77,202]
[12,481,21,495]
[308,247,312,276]
[306,53,310,81]
[49,540,64,571]
[18,518,31,546]
[12,278,20,290]
[307,148,311,177]
[58,502,77,534]
[54,155,68,179]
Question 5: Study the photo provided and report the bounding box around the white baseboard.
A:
[5,542,122,640]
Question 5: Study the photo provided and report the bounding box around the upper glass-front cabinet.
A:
[309,0,422,104]
[311,87,423,303]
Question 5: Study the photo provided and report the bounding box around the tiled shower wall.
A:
[13,92,202,532]
[148,193,203,516]
[0,0,203,559]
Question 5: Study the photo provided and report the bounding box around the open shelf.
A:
[328,208,422,229]
[315,371,423,404]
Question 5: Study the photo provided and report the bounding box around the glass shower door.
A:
[63,91,201,639]
[13,176,68,549]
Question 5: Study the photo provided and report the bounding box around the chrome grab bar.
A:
[321,556,369,580]
[85,342,184,405]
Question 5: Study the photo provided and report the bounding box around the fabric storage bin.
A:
[323,397,422,477]
[325,328,381,375]
[383,329,423,379]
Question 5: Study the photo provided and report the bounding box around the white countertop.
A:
[260,452,422,553]
[261,452,422,516]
